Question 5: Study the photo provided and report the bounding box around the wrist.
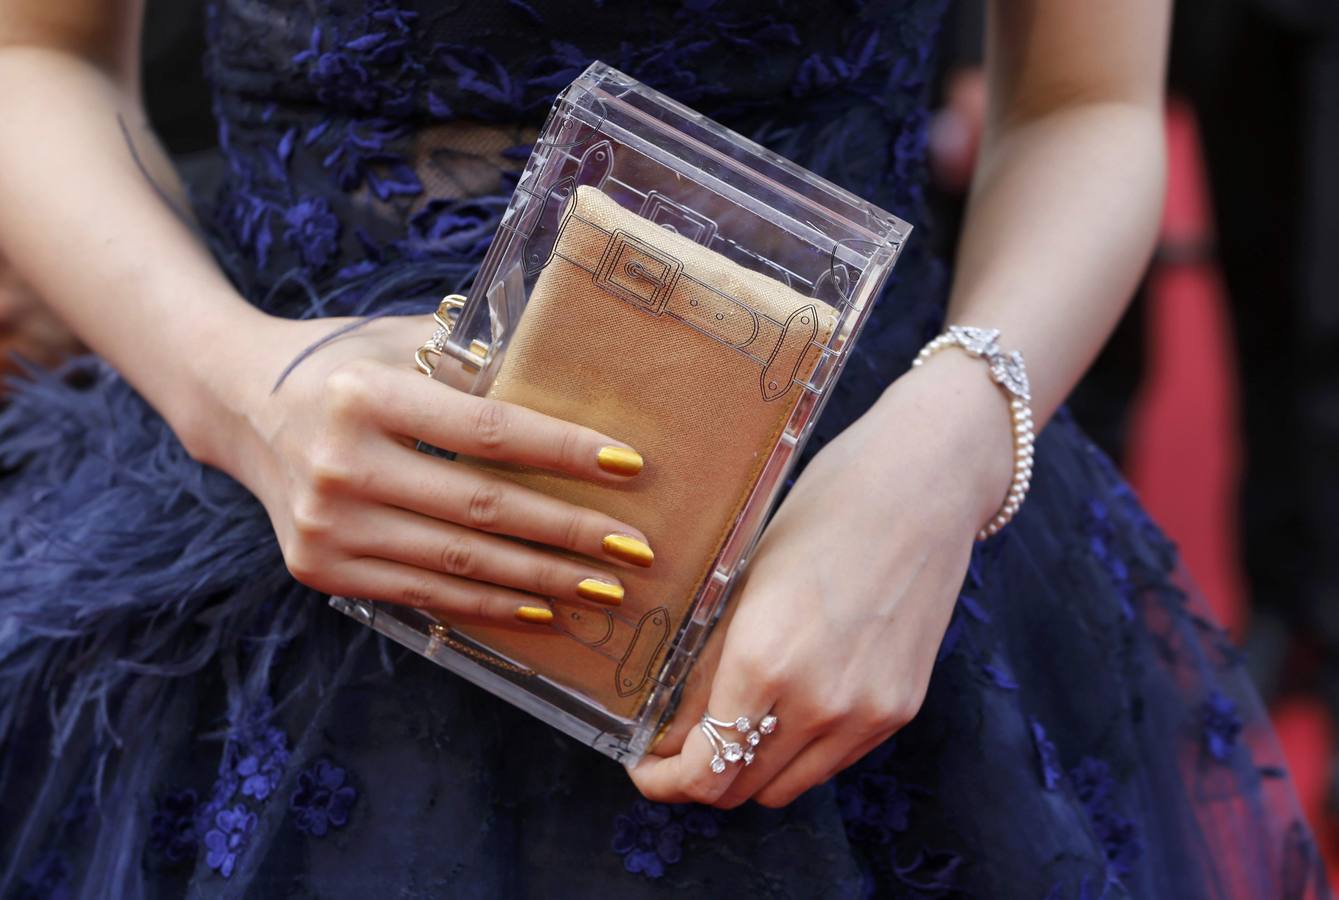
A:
[871,349,1018,531]
[175,309,431,484]
[168,299,282,474]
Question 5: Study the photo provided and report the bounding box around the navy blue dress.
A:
[0,1,1330,897]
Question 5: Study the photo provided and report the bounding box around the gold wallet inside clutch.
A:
[452,185,837,718]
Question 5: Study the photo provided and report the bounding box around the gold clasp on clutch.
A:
[415,294,491,376]
[414,294,465,376]
[456,338,492,372]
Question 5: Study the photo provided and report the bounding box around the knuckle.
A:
[399,577,436,610]
[282,542,323,586]
[467,589,491,621]
[783,689,841,734]
[305,441,352,492]
[532,558,567,597]
[290,493,333,541]
[466,483,504,529]
[735,652,786,697]
[436,536,477,577]
[894,688,926,728]
[858,689,923,733]
[753,788,794,810]
[682,777,727,807]
[556,425,584,472]
[324,360,378,417]
[851,696,901,732]
[562,509,588,552]
[470,400,510,450]
[805,702,845,733]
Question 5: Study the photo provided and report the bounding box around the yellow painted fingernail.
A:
[602,534,654,567]
[597,446,644,476]
[576,577,624,606]
[515,605,554,625]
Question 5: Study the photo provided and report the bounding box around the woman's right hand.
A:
[201,312,653,628]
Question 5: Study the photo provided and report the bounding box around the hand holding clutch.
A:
[220,312,657,628]
[630,351,1011,807]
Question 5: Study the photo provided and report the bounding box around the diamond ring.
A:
[700,712,778,774]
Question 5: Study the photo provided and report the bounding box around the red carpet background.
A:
[1127,99,1336,881]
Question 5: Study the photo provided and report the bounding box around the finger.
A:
[348,504,628,607]
[627,732,738,805]
[323,556,557,628]
[752,729,887,809]
[362,441,655,569]
[641,658,781,808]
[378,367,645,481]
[710,717,814,810]
[818,731,892,785]
[628,653,764,805]
[641,613,732,759]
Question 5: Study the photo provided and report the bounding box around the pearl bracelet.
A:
[912,326,1035,540]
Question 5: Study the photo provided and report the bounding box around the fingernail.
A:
[515,605,554,624]
[576,577,624,606]
[602,534,654,567]
[597,446,644,476]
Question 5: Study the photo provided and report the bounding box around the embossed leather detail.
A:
[557,208,827,400]
[594,230,681,314]
[761,304,820,401]
[615,607,671,698]
[454,186,837,715]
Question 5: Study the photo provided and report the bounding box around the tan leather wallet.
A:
[454,185,836,719]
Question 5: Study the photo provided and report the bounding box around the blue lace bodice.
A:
[204,0,944,343]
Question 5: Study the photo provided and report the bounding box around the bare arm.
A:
[631,0,1172,809]
[862,0,1172,526]
[0,0,265,458]
[946,0,1170,423]
[0,0,660,629]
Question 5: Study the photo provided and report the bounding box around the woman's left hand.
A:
[629,351,1015,808]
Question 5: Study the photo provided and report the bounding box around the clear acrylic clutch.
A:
[331,61,911,764]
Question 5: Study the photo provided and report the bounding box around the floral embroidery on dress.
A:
[290,758,358,837]
[791,30,887,98]
[156,697,294,879]
[1069,757,1142,878]
[610,800,722,879]
[149,789,200,866]
[1201,690,1243,763]
[1030,717,1063,792]
[283,196,343,271]
[72,2,1307,894]
[891,847,965,897]
[1084,499,1136,622]
[205,0,945,304]
[204,804,258,878]
[836,769,913,843]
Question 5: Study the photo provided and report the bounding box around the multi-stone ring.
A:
[700,712,778,774]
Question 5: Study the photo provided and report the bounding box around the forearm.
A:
[864,0,1169,527]
[866,100,1166,526]
[945,99,1166,425]
[0,45,266,458]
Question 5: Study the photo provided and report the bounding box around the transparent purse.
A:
[331,62,911,764]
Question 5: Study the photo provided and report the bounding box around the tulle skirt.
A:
[0,330,1329,896]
